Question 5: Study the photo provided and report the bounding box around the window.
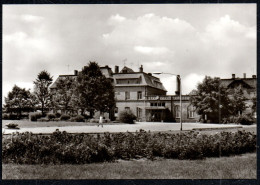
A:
[137,91,142,99]
[125,91,130,100]
[114,107,118,114]
[114,107,118,117]
[117,79,140,84]
[137,107,142,118]
[188,106,195,118]
[175,105,180,118]
[150,102,165,106]
[125,107,130,111]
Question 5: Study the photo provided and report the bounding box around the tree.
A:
[28,93,39,112]
[251,96,256,115]
[74,62,115,118]
[52,76,76,114]
[190,76,231,123]
[33,70,53,115]
[4,85,33,118]
[228,86,246,116]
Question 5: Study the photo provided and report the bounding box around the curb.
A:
[192,126,243,131]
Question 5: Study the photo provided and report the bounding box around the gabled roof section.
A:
[227,80,252,89]
[244,78,257,88]
[220,78,257,89]
[50,75,76,89]
[143,73,167,91]
[220,79,233,88]
[120,66,134,73]
[113,72,167,91]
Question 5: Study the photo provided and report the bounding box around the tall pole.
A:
[219,85,220,124]
[179,76,182,131]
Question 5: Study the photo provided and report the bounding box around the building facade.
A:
[50,65,256,122]
[220,73,257,117]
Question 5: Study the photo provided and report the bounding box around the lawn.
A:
[2,119,122,128]
[2,153,256,179]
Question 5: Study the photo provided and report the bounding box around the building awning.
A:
[114,75,141,79]
[145,107,166,110]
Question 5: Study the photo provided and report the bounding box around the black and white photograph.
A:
[2,3,257,180]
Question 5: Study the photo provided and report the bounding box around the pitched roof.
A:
[50,65,167,92]
[220,78,257,89]
[50,75,77,89]
[113,72,167,91]
[120,66,134,73]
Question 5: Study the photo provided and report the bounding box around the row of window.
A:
[114,106,195,119]
[150,102,165,107]
[124,91,142,100]
[117,79,141,84]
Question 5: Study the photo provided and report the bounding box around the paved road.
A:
[2,122,252,134]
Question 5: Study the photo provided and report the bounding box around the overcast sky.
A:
[3,4,256,104]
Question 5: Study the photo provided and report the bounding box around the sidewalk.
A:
[2,122,251,135]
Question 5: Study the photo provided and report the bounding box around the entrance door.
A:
[152,110,163,122]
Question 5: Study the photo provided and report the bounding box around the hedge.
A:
[2,130,256,164]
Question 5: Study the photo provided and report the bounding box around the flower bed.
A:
[2,130,256,164]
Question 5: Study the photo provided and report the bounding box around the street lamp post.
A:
[153,72,182,131]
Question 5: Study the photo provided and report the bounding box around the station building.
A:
[50,65,256,122]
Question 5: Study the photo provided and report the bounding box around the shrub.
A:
[75,115,85,122]
[8,114,19,120]
[60,114,71,121]
[2,130,256,165]
[83,114,91,120]
[119,110,137,124]
[2,113,9,120]
[47,113,56,120]
[55,112,61,118]
[70,115,85,122]
[236,114,254,125]
[29,112,43,122]
[6,123,19,129]
[89,118,99,123]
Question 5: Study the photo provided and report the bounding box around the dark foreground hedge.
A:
[2,130,256,164]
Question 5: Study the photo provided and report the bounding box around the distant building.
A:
[50,66,256,122]
[220,73,257,116]
[51,65,198,122]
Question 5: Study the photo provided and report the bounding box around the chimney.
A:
[252,75,256,78]
[115,66,119,73]
[74,70,78,75]
[243,73,246,78]
[139,65,143,72]
[232,74,235,79]
[175,75,180,95]
[148,73,152,76]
